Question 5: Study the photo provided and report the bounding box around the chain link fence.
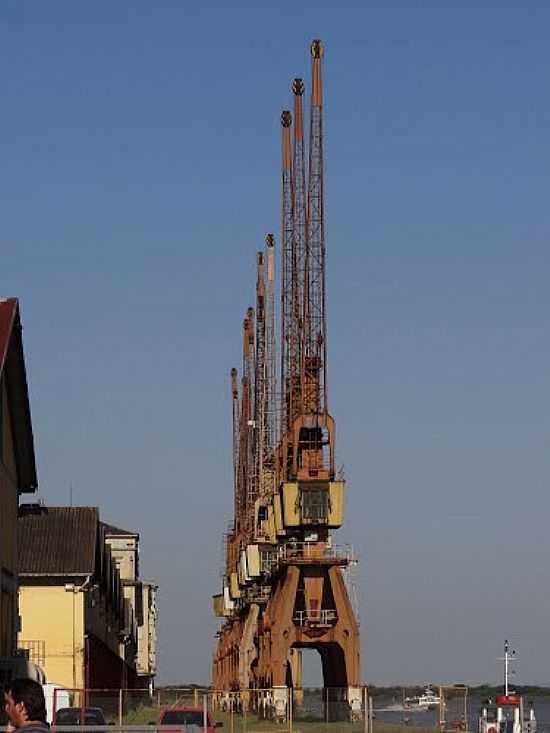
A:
[2,685,547,733]
[43,685,550,733]
[45,686,431,732]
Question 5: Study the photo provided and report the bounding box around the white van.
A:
[42,683,71,725]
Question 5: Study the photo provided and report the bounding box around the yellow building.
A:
[0,298,37,684]
[18,507,138,690]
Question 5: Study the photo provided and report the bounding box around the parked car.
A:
[53,707,107,728]
[157,708,222,733]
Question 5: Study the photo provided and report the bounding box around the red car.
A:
[157,707,221,733]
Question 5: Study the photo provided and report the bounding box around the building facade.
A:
[0,298,37,683]
[18,507,138,690]
[137,581,157,687]
[103,524,157,690]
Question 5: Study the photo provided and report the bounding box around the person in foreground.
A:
[4,679,49,733]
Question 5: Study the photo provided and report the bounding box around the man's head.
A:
[4,679,47,727]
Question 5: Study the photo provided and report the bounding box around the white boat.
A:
[478,641,536,733]
[404,687,441,712]
[375,703,406,712]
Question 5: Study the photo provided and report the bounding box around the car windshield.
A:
[161,711,204,726]
[56,708,105,724]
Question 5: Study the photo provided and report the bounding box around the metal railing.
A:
[293,608,337,625]
[278,541,354,564]
[259,543,355,581]
[245,585,272,603]
[259,550,279,574]
[16,639,46,667]
[34,685,375,731]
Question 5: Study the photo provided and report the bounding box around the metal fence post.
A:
[369,693,374,733]
[118,688,123,727]
[203,693,208,733]
[289,687,292,732]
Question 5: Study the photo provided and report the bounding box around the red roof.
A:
[0,298,37,493]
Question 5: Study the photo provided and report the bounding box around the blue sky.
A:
[3,1,550,685]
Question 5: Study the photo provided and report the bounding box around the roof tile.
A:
[18,507,99,575]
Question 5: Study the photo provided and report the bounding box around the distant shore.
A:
[368,685,550,697]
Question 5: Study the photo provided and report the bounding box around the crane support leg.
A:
[239,603,259,693]
[255,562,360,703]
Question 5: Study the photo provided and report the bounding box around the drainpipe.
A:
[75,575,93,698]
[83,635,88,691]
[79,575,94,593]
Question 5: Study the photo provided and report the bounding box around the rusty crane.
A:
[213,40,361,718]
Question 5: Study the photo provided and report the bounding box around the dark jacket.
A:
[16,724,50,733]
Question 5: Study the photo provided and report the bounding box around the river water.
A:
[373,696,550,733]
